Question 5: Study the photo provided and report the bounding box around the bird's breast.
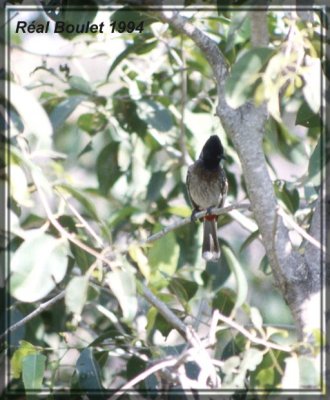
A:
[187,163,226,210]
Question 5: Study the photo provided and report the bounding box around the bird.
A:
[186,135,228,261]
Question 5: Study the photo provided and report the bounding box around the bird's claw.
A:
[191,209,199,222]
[206,206,214,215]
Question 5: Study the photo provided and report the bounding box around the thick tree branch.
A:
[304,196,322,279]
[299,196,323,340]
[250,11,269,47]
[159,11,320,340]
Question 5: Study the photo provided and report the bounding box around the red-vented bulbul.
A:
[186,135,228,261]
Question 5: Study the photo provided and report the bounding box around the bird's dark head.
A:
[199,135,225,169]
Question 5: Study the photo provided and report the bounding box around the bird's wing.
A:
[218,168,228,207]
[186,165,199,210]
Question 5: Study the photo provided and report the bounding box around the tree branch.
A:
[0,290,65,343]
[139,283,187,338]
[108,356,180,400]
[108,324,221,398]
[34,176,114,271]
[144,202,251,244]
[278,205,325,252]
[214,310,293,353]
[298,196,323,342]
[250,11,269,47]
[159,10,318,340]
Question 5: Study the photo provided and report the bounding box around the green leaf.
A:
[78,140,94,158]
[212,288,236,316]
[54,4,98,39]
[10,234,69,302]
[107,36,158,78]
[56,215,94,272]
[169,277,198,302]
[225,48,274,108]
[302,56,321,114]
[202,239,232,290]
[225,11,250,53]
[250,307,263,331]
[239,230,260,253]
[68,76,94,95]
[129,244,150,280]
[296,101,320,128]
[274,181,300,214]
[138,100,173,132]
[88,329,128,348]
[50,95,86,131]
[275,120,306,163]
[76,348,103,390]
[9,82,52,149]
[251,350,286,389]
[254,366,275,388]
[241,348,264,372]
[112,88,147,137]
[221,331,246,360]
[10,164,33,207]
[11,340,39,379]
[106,269,137,322]
[108,206,139,228]
[221,245,248,309]
[77,112,108,135]
[307,138,322,186]
[96,141,121,196]
[148,229,180,288]
[222,355,241,375]
[65,276,89,316]
[56,183,100,221]
[127,355,147,381]
[22,353,46,390]
[259,254,271,275]
[110,7,156,27]
[298,355,319,387]
[168,278,190,307]
[167,205,191,218]
[146,171,166,202]
[281,354,312,390]
[226,170,238,198]
[176,222,200,269]
[146,307,174,338]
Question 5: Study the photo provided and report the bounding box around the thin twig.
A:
[34,176,113,270]
[55,187,104,248]
[10,43,93,60]
[214,310,292,353]
[108,357,179,400]
[178,35,189,166]
[277,207,325,252]
[108,323,221,399]
[0,291,65,343]
[209,309,219,346]
[144,202,251,244]
[185,325,220,388]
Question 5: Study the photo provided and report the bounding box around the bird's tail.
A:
[202,217,220,261]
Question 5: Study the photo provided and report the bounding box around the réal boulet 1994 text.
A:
[15,20,145,34]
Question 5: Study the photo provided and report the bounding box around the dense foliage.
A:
[4,6,323,395]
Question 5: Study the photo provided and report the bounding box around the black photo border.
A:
[0,1,328,398]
